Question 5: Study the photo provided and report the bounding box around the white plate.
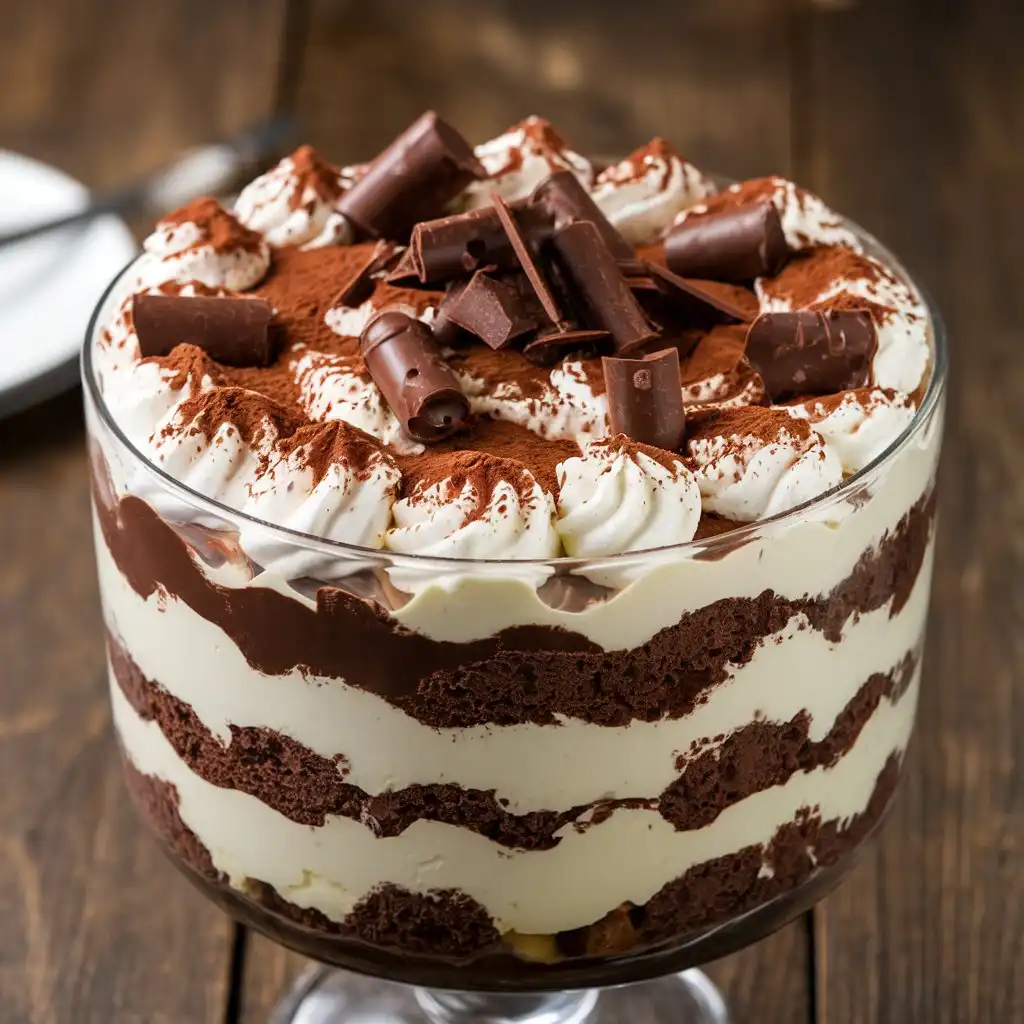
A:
[0,151,137,418]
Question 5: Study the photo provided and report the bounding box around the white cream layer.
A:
[96,516,933,815]
[112,664,917,937]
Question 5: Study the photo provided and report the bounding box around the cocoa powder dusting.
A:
[288,145,345,209]
[171,386,304,451]
[277,419,391,486]
[763,246,892,317]
[687,405,812,447]
[158,196,265,254]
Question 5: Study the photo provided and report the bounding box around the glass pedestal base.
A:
[271,965,730,1024]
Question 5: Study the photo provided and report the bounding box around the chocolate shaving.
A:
[445,270,539,350]
[551,220,657,354]
[134,294,274,366]
[644,262,757,323]
[744,309,877,401]
[522,329,610,366]
[337,111,485,241]
[532,170,634,260]
[664,201,790,282]
[431,278,471,347]
[603,348,687,451]
[359,311,470,442]
[490,192,566,329]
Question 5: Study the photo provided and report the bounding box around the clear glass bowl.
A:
[84,224,946,1023]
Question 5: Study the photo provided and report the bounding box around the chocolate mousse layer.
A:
[94,456,935,729]
[110,631,916,845]
[122,752,902,984]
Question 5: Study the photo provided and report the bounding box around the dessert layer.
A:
[111,661,919,937]
[93,454,936,731]
[109,632,916,844]
[123,741,903,963]
[98,518,934,812]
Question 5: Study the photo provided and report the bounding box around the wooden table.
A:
[1,1,1020,1020]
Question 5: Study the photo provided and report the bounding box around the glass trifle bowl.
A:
[84,113,945,1023]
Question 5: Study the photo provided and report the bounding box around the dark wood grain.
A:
[239,2,811,1021]
[0,2,287,1021]
[797,2,1024,1022]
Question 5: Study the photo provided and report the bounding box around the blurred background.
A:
[0,1,1020,1022]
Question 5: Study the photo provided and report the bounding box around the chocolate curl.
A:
[665,201,790,282]
[644,262,758,322]
[532,170,634,260]
[745,309,877,400]
[394,203,555,286]
[602,348,687,451]
[551,220,657,354]
[337,111,485,241]
[359,311,470,442]
[329,241,397,310]
[445,270,539,349]
[134,294,273,366]
[522,329,610,367]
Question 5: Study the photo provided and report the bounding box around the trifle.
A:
[85,112,944,1007]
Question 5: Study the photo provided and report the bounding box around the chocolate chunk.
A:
[445,270,539,349]
[400,203,555,285]
[551,221,657,354]
[644,262,758,322]
[531,170,633,260]
[134,294,273,366]
[491,192,567,329]
[603,348,687,451]
[522,328,610,366]
[359,311,470,442]
[337,111,485,241]
[664,201,789,282]
[744,309,877,400]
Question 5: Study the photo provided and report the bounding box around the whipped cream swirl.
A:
[555,438,701,561]
[786,388,914,475]
[385,455,559,593]
[460,117,594,210]
[591,139,714,245]
[132,198,270,291]
[687,408,842,521]
[234,145,360,249]
[240,422,401,579]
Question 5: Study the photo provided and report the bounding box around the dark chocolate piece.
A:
[644,262,757,322]
[359,311,469,442]
[337,112,485,241]
[133,294,273,366]
[330,241,396,309]
[445,270,539,350]
[491,192,567,329]
[397,203,555,285]
[551,221,657,354]
[664,201,789,282]
[532,170,634,260]
[602,348,687,451]
[522,329,610,366]
[744,309,877,400]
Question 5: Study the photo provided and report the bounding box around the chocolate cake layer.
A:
[110,632,916,846]
[93,455,935,729]
[122,752,901,971]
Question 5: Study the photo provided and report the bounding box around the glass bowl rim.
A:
[81,220,948,572]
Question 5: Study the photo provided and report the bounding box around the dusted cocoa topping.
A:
[277,418,390,486]
[288,144,346,208]
[168,385,304,450]
[110,632,916,843]
[94,453,935,727]
[158,196,266,254]
[763,246,893,318]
